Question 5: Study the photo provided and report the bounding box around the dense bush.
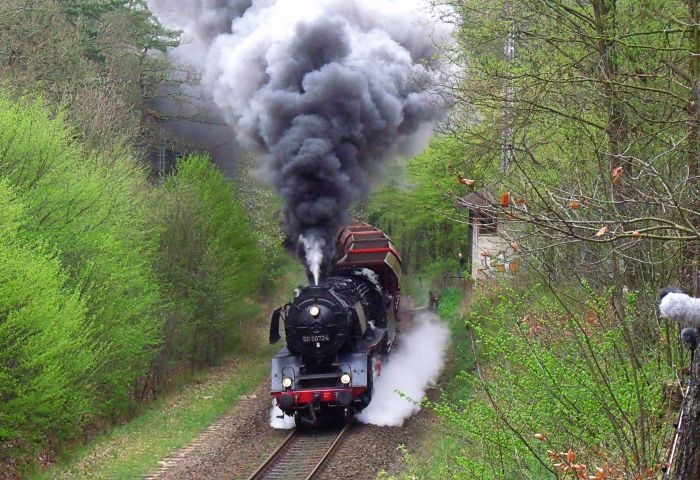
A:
[0,93,164,418]
[0,180,98,454]
[367,136,476,275]
[0,94,267,465]
[430,283,675,479]
[155,154,264,368]
[233,152,287,289]
[0,0,179,151]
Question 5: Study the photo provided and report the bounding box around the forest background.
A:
[0,0,286,475]
[0,0,698,479]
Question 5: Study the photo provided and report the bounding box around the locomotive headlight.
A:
[340,373,351,385]
[282,377,293,388]
[309,306,320,318]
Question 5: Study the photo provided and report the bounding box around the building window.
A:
[477,212,497,235]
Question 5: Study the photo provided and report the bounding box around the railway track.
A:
[247,423,351,480]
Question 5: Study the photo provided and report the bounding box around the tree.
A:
[155,154,263,369]
[0,92,164,418]
[367,136,474,275]
[0,179,99,458]
[429,0,699,476]
[0,0,180,151]
[439,0,697,291]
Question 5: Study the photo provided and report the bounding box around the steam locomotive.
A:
[269,223,402,426]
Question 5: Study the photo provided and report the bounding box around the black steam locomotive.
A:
[269,223,402,426]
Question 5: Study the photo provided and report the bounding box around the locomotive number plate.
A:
[303,335,330,343]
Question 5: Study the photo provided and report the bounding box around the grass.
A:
[28,341,276,480]
[408,284,551,479]
[403,280,669,479]
[28,260,306,480]
[417,288,476,479]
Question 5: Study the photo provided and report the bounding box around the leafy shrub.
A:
[233,152,287,289]
[0,93,270,467]
[156,154,263,368]
[0,180,98,454]
[432,283,671,479]
[0,92,163,418]
[367,136,472,274]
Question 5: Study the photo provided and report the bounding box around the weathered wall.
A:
[471,228,520,280]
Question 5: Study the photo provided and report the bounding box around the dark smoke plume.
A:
[149,0,449,280]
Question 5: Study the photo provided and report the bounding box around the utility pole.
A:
[158,128,166,183]
[501,1,515,173]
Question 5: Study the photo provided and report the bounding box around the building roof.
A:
[456,190,493,211]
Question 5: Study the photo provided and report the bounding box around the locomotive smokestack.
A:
[148,0,450,275]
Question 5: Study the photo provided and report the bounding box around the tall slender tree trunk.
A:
[675,356,700,478]
[675,2,700,478]
[591,0,653,466]
[682,0,700,298]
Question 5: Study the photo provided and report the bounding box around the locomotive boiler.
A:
[269,223,402,426]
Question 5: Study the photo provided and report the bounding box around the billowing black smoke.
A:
[149,0,448,281]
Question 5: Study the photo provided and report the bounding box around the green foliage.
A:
[437,289,464,327]
[0,93,271,470]
[0,0,180,150]
[445,0,698,294]
[234,152,287,288]
[0,89,279,472]
[0,92,163,423]
[60,0,125,18]
[367,136,477,274]
[0,0,90,92]
[431,283,672,479]
[59,0,177,63]
[29,353,274,480]
[156,154,264,367]
[0,180,99,453]
[419,4,698,472]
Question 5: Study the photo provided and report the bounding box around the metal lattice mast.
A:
[501,1,516,172]
[158,128,166,183]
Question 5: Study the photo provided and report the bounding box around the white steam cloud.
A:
[299,234,325,285]
[270,398,296,429]
[357,312,450,427]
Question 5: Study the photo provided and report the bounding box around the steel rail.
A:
[246,423,350,480]
[303,423,350,480]
[245,429,297,480]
